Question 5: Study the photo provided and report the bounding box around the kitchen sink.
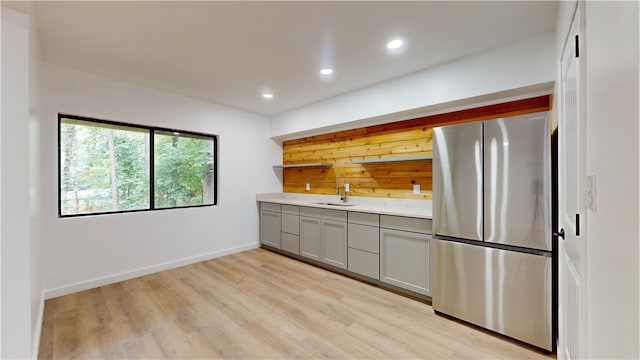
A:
[313,202,356,207]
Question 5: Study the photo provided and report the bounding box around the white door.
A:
[558,4,587,359]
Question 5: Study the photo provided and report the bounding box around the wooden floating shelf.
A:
[272,162,333,169]
[350,154,433,164]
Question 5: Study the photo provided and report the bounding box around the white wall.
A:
[584,1,639,358]
[27,2,43,355]
[39,61,281,298]
[271,31,555,139]
[1,7,33,359]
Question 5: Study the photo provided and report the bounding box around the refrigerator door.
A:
[432,121,483,242]
[433,239,552,351]
[483,112,552,251]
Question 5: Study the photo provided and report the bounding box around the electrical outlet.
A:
[345,183,350,192]
[413,184,420,194]
[305,183,310,191]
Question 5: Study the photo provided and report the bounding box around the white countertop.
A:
[256,193,432,219]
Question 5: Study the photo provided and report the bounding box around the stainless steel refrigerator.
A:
[432,111,553,352]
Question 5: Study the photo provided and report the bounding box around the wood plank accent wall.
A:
[281,95,551,199]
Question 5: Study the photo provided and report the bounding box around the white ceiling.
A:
[28,1,558,116]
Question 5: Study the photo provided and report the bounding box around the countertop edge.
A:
[256,193,432,219]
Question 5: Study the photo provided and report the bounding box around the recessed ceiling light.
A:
[386,39,404,49]
[261,87,274,99]
[320,68,334,75]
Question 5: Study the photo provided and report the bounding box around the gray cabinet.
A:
[348,212,380,279]
[380,215,432,296]
[300,207,347,269]
[259,201,433,299]
[300,216,322,261]
[321,220,348,268]
[281,205,300,254]
[260,203,281,248]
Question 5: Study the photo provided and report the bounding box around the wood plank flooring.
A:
[39,248,555,359]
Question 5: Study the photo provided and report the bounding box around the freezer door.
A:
[432,122,483,242]
[483,112,552,251]
[433,239,552,351]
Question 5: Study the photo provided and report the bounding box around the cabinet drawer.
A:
[348,248,379,280]
[300,206,347,222]
[348,223,379,253]
[261,202,281,212]
[282,213,299,235]
[380,215,432,234]
[281,232,300,255]
[348,212,379,226]
[282,205,299,215]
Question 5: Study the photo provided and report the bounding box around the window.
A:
[154,131,215,209]
[59,115,217,217]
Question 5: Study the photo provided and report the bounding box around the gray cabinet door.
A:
[300,216,322,261]
[380,228,431,296]
[321,219,348,269]
[260,210,281,248]
[281,232,300,255]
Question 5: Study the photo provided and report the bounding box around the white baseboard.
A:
[43,242,259,300]
[31,291,45,359]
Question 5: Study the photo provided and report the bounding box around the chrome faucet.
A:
[336,172,348,203]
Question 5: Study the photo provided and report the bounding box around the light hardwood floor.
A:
[39,248,555,359]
